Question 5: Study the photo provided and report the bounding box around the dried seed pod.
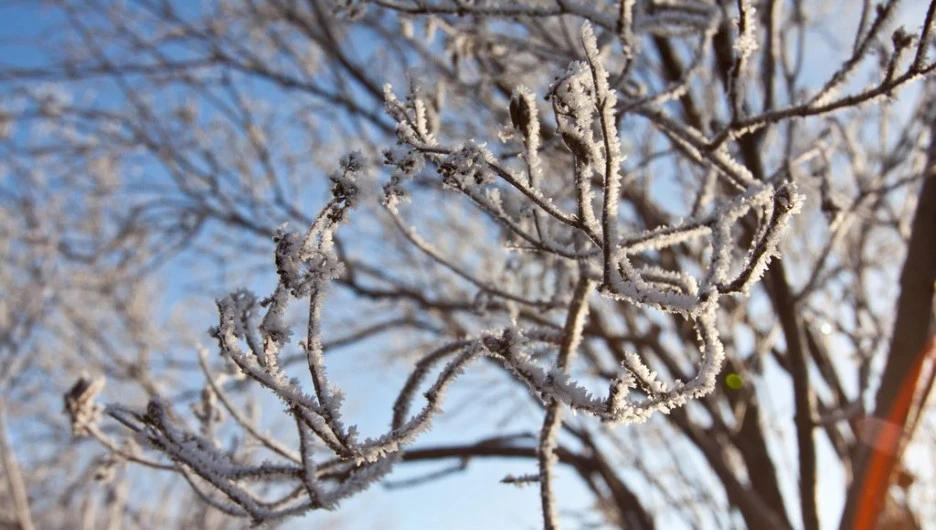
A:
[64,376,106,437]
[509,90,534,137]
[775,183,798,212]
[560,129,592,165]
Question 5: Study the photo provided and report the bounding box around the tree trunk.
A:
[839,116,936,530]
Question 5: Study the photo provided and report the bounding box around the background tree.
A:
[1,0,935,529]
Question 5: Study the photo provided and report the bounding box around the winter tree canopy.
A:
[1,1,935,529]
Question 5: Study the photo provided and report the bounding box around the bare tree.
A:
[2,0,935,528]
